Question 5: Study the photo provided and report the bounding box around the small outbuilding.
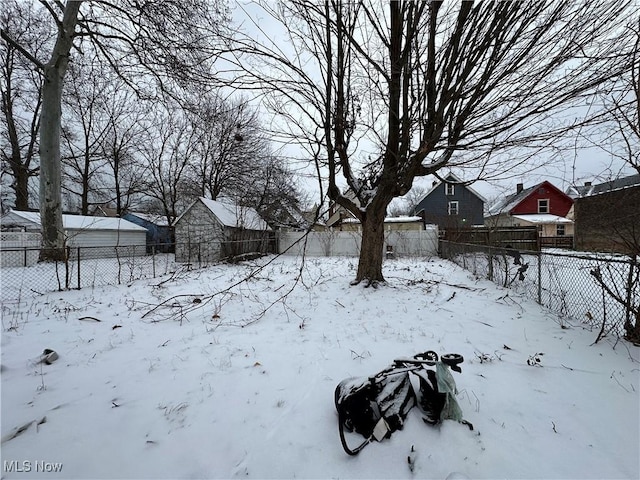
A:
[0,210,147,258]
[122,212,174,253]
[174,198,272,263]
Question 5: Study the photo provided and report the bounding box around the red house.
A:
[485,181,575,247]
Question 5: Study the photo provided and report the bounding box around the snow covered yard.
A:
[1,256,638,479]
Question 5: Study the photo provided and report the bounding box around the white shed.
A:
[0,210,147,258]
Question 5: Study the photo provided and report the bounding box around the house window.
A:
[538,199,549,213]
[448,201,459,215]
[445,183,455,196]
[556,224,565,236]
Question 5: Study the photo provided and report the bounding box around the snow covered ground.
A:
[1,256,638,479]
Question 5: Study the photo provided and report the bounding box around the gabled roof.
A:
[1,210,147,231]
[566,174,640,198]
[488,184,538,215]
[487,180,570,216]
[126,212,172,227]
[566,184,594,199]
[260,202,309,229]
[177,198,270,231]
[415,173,487,206]
[326,209,356,228]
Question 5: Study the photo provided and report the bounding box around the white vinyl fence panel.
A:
[0,232,41,267]
[278,228,438,257]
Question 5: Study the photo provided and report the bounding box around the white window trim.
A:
[445,183,455,196]
[448,201,459,215]
[538,198,549,214]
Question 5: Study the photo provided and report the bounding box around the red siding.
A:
[510,181,573,216]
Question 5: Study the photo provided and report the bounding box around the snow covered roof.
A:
[198,198,271,231]
[511,214,573,225]
[487,184,538,215]
[384,216,423,223]
[2,210,147,231]
[342,216,423,224]
[487,180,570,216]
[566,174,640,198]
[127,212,172,227]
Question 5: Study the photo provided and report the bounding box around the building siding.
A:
[123,214,174,253]
[574,185,640,254]
[175,201,225,263]
[414,181,484,228]
[174,199,273,263]
[0,211,146,258]
[510,183,573,217]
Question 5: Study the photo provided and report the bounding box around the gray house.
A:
[412,174,486,229]
[174,197,272,263]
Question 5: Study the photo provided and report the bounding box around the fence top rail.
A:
[439,239,636,265]
[0,244,150,252]
[537,249,637,265]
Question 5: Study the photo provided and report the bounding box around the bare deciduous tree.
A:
[0,0,52,211]
[61,51,149,216]
[226,0,636,285]
[100,87,151,216]
[143,106,197,226]
[183,93,263,201]
[1,0,229,260]
[61,53,111,214]
[597,23,640,176]
[242,154,306,229]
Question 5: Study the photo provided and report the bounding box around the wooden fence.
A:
[442,227,539,251]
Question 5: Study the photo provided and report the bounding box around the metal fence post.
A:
[537,250,542,305]
[488,245,494,282]
[77,247,81,289]
[65,246,71,290]
[624,255,636,332]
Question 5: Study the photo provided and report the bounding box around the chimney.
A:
[516,183,524,194]
[584,181,592,187]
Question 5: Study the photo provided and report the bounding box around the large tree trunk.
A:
[625,311,640,345]
[39,1,82,261]
[13,166,30,211]
[39,63,67,260]
[3,91,33,210]
[354,207,387,286]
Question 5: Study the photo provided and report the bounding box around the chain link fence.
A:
[440,240,639,343]
[0,244,186,304]
[0,238,279,304]
[4,237,637,343]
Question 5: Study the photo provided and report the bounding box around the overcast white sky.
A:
[230,1,637,210]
